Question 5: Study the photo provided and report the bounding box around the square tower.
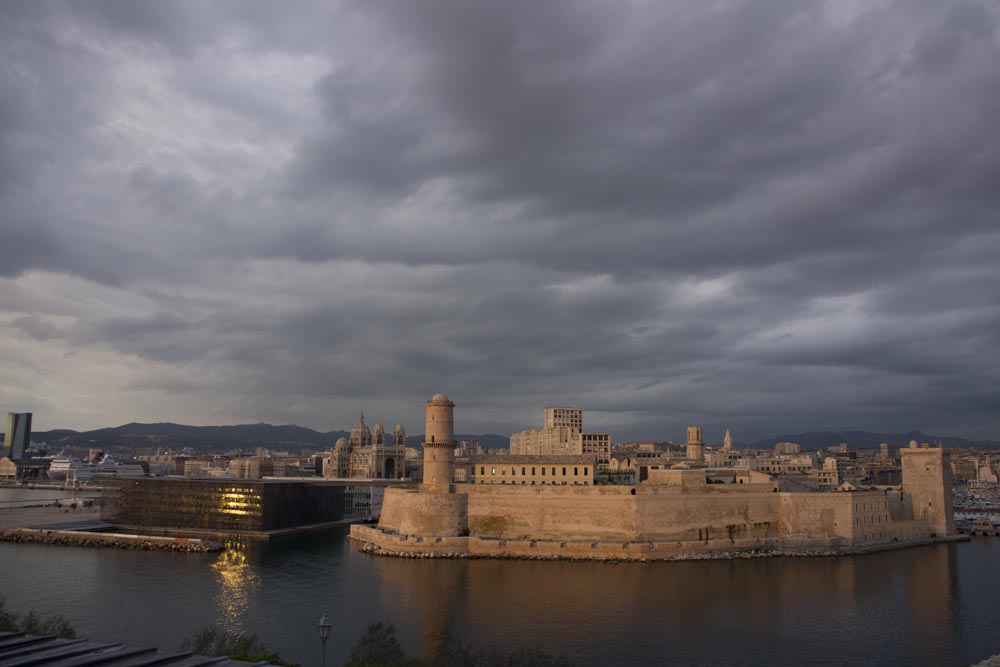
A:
[901,446,956,537]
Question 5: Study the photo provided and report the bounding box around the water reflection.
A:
[906,544,963,665]
[211,539,260,633]
[0,531,992,667]
[366,544,971,667]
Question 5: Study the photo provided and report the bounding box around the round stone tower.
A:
[686,426,704,462]
[423,393,455,487]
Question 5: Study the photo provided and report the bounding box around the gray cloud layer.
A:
[1,0,998,441]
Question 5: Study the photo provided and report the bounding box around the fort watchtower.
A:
[901,444,956,537]
[422,393,456,489]
[686,426,704,463]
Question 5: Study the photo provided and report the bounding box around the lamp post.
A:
[318,614,332,667]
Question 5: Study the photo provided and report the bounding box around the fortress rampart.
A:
[351,396,965,560]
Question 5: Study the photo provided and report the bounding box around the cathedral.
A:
[322,413,407,479]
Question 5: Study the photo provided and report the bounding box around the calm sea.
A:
[1,519,998,667]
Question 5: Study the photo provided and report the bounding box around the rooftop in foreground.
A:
[0,631,275,667]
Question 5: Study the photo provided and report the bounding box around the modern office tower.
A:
[4,412,32,460]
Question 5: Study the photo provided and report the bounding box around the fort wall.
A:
[366,481,951,558]
[381,487,468,537]
[466,485,636,541]
[358,396,960,561]
[352,524,959,561]
[635,490,780,541]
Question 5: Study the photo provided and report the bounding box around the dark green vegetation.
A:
[0,596,77,639]
[179,627,299,667]
[181,622,572,667]
[345,622,574,667]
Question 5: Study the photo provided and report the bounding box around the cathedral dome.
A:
[334,437,349,451]
[350,412,372,447]
[372,421,385,436]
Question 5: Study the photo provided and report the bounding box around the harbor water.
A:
[1,520,998,666]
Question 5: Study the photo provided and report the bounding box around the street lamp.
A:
[318,614,332,667]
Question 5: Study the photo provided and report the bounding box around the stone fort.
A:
[351,394,962,560]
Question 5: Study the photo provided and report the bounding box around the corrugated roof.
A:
[0,632,273,667]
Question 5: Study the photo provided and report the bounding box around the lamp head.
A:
[318,613,332,641]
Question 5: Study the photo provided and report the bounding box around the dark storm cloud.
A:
[0,0,998,439]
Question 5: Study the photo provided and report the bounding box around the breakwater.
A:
[351,524,966,562]
[0,528,222,552]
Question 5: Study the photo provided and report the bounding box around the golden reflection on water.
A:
[212,540,260,633]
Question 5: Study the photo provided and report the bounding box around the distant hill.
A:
[28,422,510,452]
[30,422,342,451]
[750,430,1000,451]
[25,423,994,454]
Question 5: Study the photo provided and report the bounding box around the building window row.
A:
[480,466,588,477]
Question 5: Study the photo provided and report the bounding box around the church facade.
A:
[322,413,406,479]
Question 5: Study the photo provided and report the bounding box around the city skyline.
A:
[2,1,999,441]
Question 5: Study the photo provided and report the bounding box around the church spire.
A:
[723,428,733,450]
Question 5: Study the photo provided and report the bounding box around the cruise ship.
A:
[47,454,145,481]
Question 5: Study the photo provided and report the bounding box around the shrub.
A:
[0,596,77,639]
[180,626,298,667]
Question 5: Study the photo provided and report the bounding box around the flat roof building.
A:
[102,478,345,535]
[471,455,596,486]
[511,407,610,466]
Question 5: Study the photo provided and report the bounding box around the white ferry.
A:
[48,454,146,481]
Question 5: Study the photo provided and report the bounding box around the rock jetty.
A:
[0,528,222,552]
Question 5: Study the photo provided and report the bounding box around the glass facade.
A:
[102,478,345,533]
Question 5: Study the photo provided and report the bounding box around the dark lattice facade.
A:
[102,478,344,533]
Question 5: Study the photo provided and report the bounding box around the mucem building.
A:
[103,478,345,534]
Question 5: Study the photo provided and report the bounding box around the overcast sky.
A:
[2,1,999,443]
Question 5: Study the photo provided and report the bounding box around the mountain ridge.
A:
[17,422,1000,452]
[24,422,511,451]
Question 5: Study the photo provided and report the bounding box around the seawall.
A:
[350,524,966,561]
[0,528,223,552]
